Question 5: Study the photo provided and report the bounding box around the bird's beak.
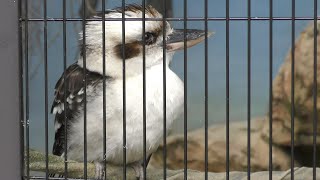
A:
[166,29,214,52]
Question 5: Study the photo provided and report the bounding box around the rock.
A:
[29,149,320,180]
[261,22,320,146]
[164,167,320,180]
[150,118,293,172]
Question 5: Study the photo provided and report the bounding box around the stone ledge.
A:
[28,149,319,180]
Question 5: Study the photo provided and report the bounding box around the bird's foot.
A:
[130,161,144,180]
[94,161,105,180]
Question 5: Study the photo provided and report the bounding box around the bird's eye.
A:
[144,32,157,45]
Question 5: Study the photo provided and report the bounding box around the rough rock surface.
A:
[261,22,320,146]
[29,149,320,180]
[150,118,293,172]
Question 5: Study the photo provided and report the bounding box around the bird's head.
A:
[78,4,213,78]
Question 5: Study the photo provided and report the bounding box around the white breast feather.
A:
[66,64,183,164]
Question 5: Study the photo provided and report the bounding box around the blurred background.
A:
[24,0,320,171]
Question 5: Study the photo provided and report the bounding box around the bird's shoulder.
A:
[51,63,109,156]
[51,63,106,115]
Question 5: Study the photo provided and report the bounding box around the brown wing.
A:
[51,63,105,156]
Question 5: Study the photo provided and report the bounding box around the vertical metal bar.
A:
[204,0,209,179]
[313,0,317,179]
[24,0,30,178]
[183,0,188,179]
[269,0,273,179]
[102,0,107,178]
[247,0,251,179]
[18,0,25,178]
[226,0,230,179]
[162,0,167,179]
[291,0,295,179]
[82,0,88,179]
[63,0,68,178]
[43,0,49,178]
[142,1,147,180]
[121,1,127,179]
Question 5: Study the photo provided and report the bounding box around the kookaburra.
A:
[51,4,212,179]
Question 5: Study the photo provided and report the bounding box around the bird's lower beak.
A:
[166,29,214,52]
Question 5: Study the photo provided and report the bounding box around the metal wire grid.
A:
[18,0,319,180]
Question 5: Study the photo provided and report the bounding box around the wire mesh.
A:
[18,0,319,180]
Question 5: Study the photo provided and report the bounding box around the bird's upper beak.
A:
[166,29,214,52]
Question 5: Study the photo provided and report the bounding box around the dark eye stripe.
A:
[114,41,141,60]
[112,23,165,60]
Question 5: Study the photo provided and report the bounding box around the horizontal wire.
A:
[20,16,320,22]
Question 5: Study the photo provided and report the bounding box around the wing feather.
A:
[51,63,105,156]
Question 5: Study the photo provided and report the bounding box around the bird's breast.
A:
[67,64,184,164]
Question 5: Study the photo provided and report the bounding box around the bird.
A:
[51,4,212,180]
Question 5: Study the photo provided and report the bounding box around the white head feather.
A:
[77,5,174,78]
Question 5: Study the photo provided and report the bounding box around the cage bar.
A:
[24,0,30,178]
[162,0,168,179]
[121,1,127,179]
[247,0,251,179]
[43,0,49,178]
[204,0,209,179]
[269,0,273,179]
[81,0,88,179]
[291,0,295,179]
[62,0,68,179]
[102,0,107,178]
[18,0,25,177]
[142,1,147,179]
[183,0,188,179]
[226,0,230,179]
[313,0,318,179]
